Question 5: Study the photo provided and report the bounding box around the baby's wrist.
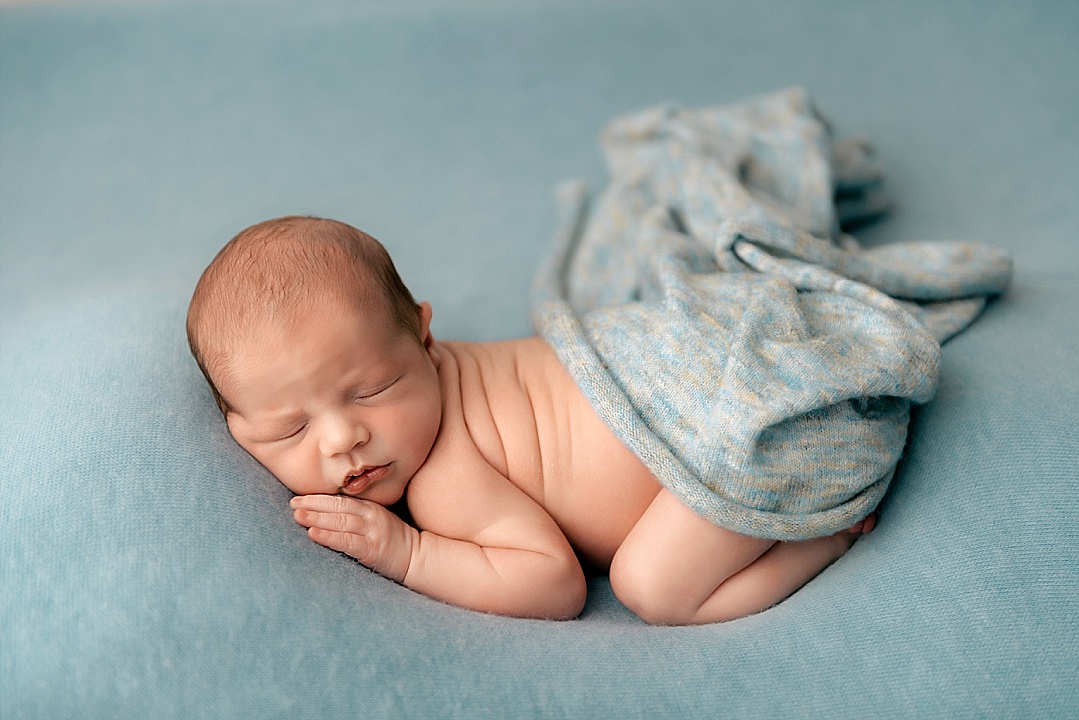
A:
[399,526,423,586]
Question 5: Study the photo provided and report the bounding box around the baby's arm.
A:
[290,465,587,620]
[404,461,587,620]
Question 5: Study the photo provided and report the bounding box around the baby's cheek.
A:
[264,454,313,495]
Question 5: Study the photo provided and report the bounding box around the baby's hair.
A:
[187,215,421,415]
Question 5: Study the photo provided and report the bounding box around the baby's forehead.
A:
[208,293,401,403]
[213,290,390,358]
[226,291,360,340]
[202,314,305,406]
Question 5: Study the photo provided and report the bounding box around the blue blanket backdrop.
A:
[2,3,1076,718]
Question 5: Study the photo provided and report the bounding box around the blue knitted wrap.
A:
[531,88,1012,540]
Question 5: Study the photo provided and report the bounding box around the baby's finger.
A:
[306,526,371,556]
[290,494,372,514]
[293,507,370,534]
[306,525,387,569]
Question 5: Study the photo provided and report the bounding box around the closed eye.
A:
[355,376,400,401]
[276,423,307,441]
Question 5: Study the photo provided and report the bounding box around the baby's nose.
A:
[319,415,370,457]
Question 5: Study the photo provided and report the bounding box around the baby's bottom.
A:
[609,490,874,625]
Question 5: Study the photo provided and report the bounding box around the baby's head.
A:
[188,216,423,414]
[187,216,442,504]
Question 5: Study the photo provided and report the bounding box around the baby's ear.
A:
[417,301,435,349]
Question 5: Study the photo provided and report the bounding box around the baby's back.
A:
[432,338,661,570]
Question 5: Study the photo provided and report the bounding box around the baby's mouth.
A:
[342,464,390,495]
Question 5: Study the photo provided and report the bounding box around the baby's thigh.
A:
[609,489,773,623]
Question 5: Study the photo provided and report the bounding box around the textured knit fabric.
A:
[532,88,1012,539]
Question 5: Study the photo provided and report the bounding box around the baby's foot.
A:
[845,512,877,535]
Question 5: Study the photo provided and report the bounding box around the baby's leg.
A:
[609,489,864,625]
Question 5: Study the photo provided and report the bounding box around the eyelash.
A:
[354,378,397,402]
[276,423,307,441]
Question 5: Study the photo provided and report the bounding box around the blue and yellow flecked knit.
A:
[531,88,1012,540]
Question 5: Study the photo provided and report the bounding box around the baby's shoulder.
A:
[403,416,518,536]
[403,347,503,502]
[438,336,553,372]
[440,337,568,400]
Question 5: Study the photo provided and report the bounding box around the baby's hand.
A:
[290,495,417,583]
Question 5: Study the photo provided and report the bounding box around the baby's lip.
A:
[341,464,390,495]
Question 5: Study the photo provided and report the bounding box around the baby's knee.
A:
[609,550,690,626]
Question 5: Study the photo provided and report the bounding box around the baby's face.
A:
[222,299,441,507]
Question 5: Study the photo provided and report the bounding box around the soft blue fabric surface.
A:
[2,2,1077,718]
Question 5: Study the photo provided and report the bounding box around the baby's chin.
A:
[354,478,411,508]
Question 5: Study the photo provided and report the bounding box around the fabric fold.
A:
[532,88,1011,539]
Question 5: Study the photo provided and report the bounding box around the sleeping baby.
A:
[186,215,875,625]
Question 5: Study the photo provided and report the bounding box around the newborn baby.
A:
[187,215,873,625]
